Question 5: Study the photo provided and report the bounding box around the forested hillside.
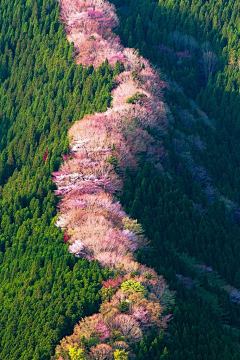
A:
[110,0,240,358]
[0,0,240,359]
[112,0,240,202]
[51,1,173,358]
[0,1,115,359]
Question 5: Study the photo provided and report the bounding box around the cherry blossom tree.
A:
[68,239,85,256]
[132,306,150,325]
[96,322,111,341]
[90,344,114,360]
[113,314,143,342]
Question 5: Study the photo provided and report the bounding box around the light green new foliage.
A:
[122,217,144,236]
[69,346,87,360]
[121,279,148,296]
[114,349,129,360]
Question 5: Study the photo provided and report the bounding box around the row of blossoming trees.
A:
[52,0,173,359]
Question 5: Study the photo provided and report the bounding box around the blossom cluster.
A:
[54,273,172,359]
[59,0,122,67]
[52,0,173,359]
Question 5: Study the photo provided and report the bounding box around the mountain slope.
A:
[0,1,115,359]
[51,1,173,358]
[0,0,239,359]
[51,0,240,359]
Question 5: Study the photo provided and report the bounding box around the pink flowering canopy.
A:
[53,0,173,359]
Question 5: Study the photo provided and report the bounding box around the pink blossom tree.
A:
[96,322,111,341]
[89,344,114,360]
[132,306,150,325]
[113,314,143,342]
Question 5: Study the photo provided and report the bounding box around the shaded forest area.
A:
[106,0,240,358]
[112,0,240,203]
[122,163,240,359]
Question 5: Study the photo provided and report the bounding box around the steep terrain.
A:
[51,0,240,359]
[0,1,115,359]
[52,1,173,358]
[110,0,240,358]
[0,0,239,359]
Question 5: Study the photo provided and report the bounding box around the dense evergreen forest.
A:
[0,0,240,359]
[122,163,240,359]
[112,0,240,203]
[110,0,240,358]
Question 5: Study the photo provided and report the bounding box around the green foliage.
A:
[69,346,86,360]
[101,286,117,302]
[111,331,124,342]
[131,70,143,83]
[126,91,147,104]
[144,272,153,280]
[114,349,129,360]
[130,270,138,278]
[122,218,144,236]
[107,144,119,171]
[118,300,130,314]
[121,280,148,297]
